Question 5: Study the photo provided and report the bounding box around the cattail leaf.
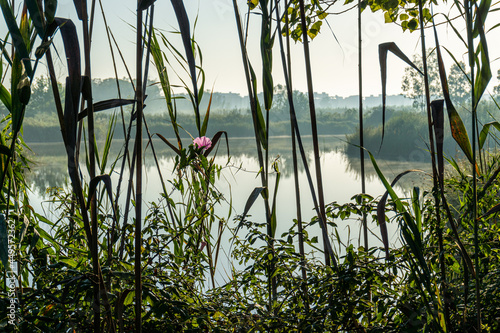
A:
[78,99,136,121]
[170,0,200,134]
[25,0,45,38]
[44,0,57,24]
[0,0,33,78]
[73,0,84,20]
[249,64,268,150]
[378,42,422,146]
[0,214,9,269]
[376,167,424,259]
[0,84,11,112]
[139,0,156,11]
[479,121,500,150]
[433,20,475,167]
[156,133,181,155]
[200,89,213,137]
[204,131,228,157]
[431,100,445,182]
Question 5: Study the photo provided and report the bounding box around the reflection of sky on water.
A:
[26,137,432,285]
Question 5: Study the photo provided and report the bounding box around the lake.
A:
[25,135,431,283]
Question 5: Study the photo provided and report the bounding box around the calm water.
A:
[26,135,431,282]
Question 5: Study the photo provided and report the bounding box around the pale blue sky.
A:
[5,0,500,97]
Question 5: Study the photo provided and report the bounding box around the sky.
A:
[5,0,500,98]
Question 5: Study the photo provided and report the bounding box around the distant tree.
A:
[272,84,308,120]
[27,76,62,116]
[401,51,470,108]
[448,62,471,104]
[493,69,500,96]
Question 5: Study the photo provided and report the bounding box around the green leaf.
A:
[479,121,500,149]
[59,258,78,268]
[0,84,11,112]
[0,0,33,78]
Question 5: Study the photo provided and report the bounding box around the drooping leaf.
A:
[479,121,500,150]
[378,42,422,145]
[78,99,136,121]
[234,187,265,236]
[204,131,229,157]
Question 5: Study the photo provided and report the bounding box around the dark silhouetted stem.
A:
[135,2,144,332]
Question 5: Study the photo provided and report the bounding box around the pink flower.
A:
[193,136,212,150]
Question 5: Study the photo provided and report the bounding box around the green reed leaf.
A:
[0,0,33,78]
[479,121,500,150]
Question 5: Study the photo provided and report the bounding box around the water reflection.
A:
[25,136,435,258]
[26,135,431,196]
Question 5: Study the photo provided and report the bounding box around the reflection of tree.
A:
[27,135,434,198]
[27,161,69,196]
[27,136,347,193]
